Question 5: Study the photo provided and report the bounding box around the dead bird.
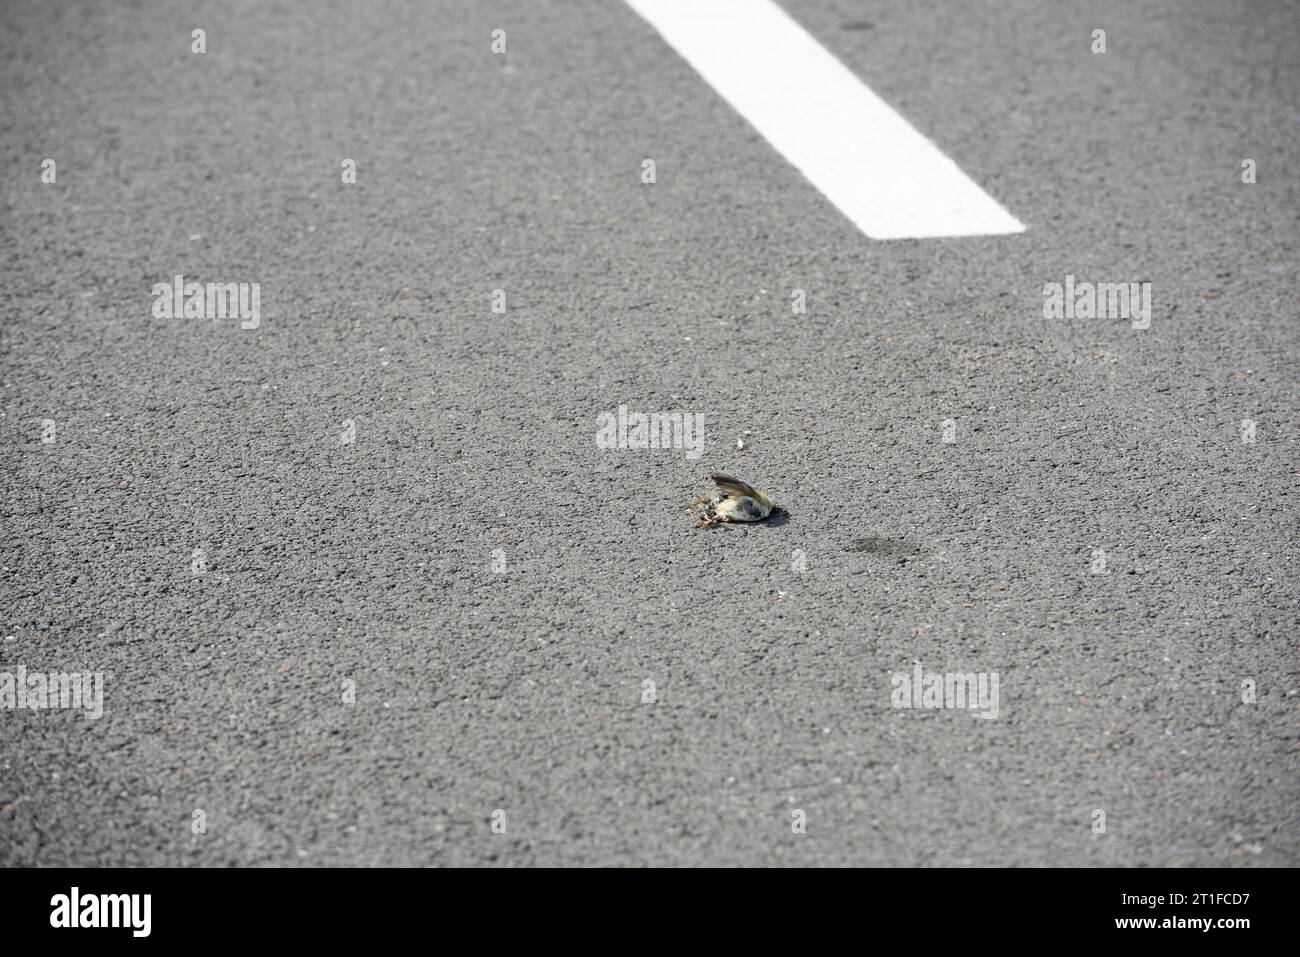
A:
[689,473,780,528]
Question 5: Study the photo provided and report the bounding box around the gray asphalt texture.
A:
[2,0,1297,867]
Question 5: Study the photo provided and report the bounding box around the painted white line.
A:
[623,0,1025,240]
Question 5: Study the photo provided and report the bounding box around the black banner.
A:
[1,867,1284,945]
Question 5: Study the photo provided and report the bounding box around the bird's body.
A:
[689,473,778,528]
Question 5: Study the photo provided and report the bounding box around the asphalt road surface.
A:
[1,0,1296,866]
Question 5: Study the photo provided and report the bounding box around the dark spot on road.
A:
[850,536,922,560]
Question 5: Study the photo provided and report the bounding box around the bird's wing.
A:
[711,473,757,497]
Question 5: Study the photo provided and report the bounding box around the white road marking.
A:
[623,0,1025,240]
